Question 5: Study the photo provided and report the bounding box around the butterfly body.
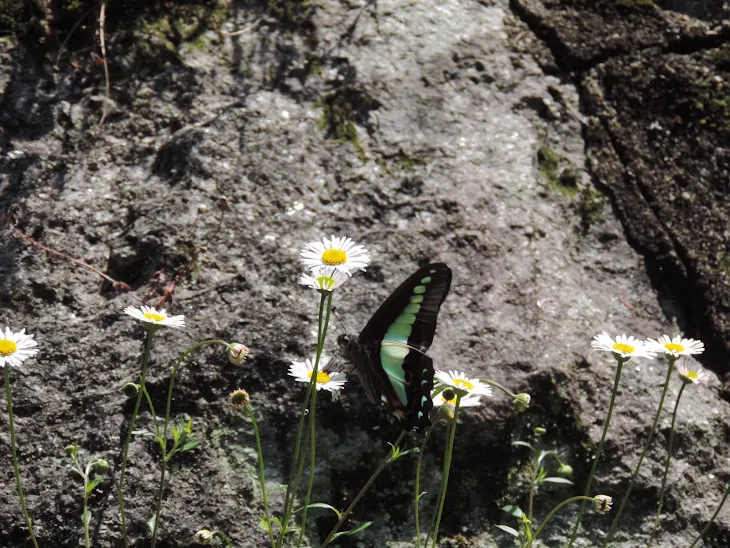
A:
[341,263,452,431]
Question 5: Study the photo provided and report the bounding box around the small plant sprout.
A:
[424,372,493,548]
[277,236,368,548]
[499,427,573,546]
[118,305,186,548]
[605,335,705,546]
[228,388,274,547]
[568,332,655,547]
[648,358,708,547]
[520,493,613,548]
[300,235,371,274]
[299,265,350,292]
[321,433,408,547]
[226,343,250,365]
[55,444,110,548]
[1,327,40,548]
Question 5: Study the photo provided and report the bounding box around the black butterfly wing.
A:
[354,263,452,430]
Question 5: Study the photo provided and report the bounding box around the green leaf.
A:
[502,505,524,518]
[259,517,272,533]
[541,477,573,485]
[294,503,342,519]
[266,485,288,496]
[146,515,156,534]
[180,439,201,452]
[512,441,535,451]
[81,509,91,525]
[85,477,103,496]
[495,524,519,537]
[131,430,156,438]
[172,426,180,443]
[331,521,373,541]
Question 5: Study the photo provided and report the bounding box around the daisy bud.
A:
[227,343,250,365]
[558,463,573,477]
[438,401,456,421]
[513,393,531,412]
[93,459,110,475]
[64,444,78,457]
[593,495,613,515]
[193,529,214,545]
[123,382,140,398]
[229,388,250,409]
[534,426,546,436]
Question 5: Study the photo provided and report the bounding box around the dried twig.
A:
[11,227,134,297]
[217,17,262,37]
[96,1,111,131]
[55,1,103,69]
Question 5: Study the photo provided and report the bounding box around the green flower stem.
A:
[603,356,677,546]
[527,451,541,523]
[75,457,99,548]
[278,291,330,546]
[528,496,597,548]
[415,421,438,548]
[214,529,234,548]
[648,382,686,548]
[118,328,155,548]
[688,482,730,548]
[150,339,229,548]
[296,291,333,548]
[4,365,40,548]
[479,379,516,398]
[247,405,275,547]
[322,431,407,547]
[430,394,461,548]
[567,355,628,547]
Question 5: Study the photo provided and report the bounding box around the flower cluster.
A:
[592,333,707,385]
[298,235,371,293]
[592,333,704,362]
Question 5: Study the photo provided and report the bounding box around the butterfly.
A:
[339,263,452,431]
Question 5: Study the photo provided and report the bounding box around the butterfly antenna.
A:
[331,306,349,338]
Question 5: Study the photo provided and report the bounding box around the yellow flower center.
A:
[308,371,331,384]
[316,275,336,289]
[612,343,634,354]
[687,371,698,381]
[454,378,474,391]
[664,343,684,353]
[0,339,17,356]
[322,249,347,265]
[143,313,165,322]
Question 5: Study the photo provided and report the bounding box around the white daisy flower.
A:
[298,265,350,292]
[123,305,185,330]
[433,390,483,407]
[300,235,370,274]
[0,327,39,368]
[645,335,705,358]
[288,358,347,392]
[676,363,708,385]
[434,370,493,398]
[591,332,655,360]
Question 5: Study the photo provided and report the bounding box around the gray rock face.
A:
[0,0,728,546]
